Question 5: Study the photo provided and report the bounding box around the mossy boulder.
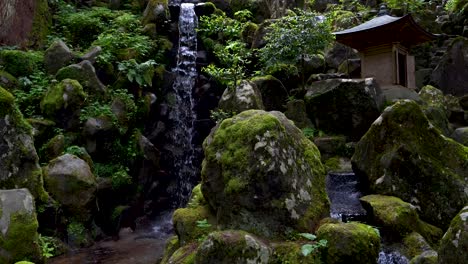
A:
[317,222,380,264]
[251,75,288,112]
[304,78,382,141]
[195,230,271,264]
[438,205,468,264]
[39,134,66,163]
[218,80,264,113]
[0,189,42,263]
[0,50,43,77]
[360,195,442,245]
[352,100,468,228]
[410,250,438,264]
[173,206,216,246]
[270,241,322,264]
[44,40,76,75]
[451,127,468,146]
[163,242,198,264]
[43,154,97,222]
[0,86,47,200]
[160,235,180,264]
[403,232,435,261]
[0,70,19,91]
[142,0,169,34]
[201,110,329,237]
[40,79,86,129]
[284,99,313,129]
[418,85,452,136]
[56,60,106,94]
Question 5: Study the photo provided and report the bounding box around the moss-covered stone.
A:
[403,232,433,259]
[187,184,207,208]
[0,70,19,91]
[0,87,47,201]
[28,0,51,47]
[218,80,265,113]
[438,205,468,264]
[409,250,438,264]
[360,195,442,245]
[0,189,42,263]
[201,110,329,237]
[317,222,380,264]
[160,236,180,264]
[172,205,216,245]
[0,50,43,77]
[284,99,313,129]
[352,100,468,228]
[418,85,452,136]
[55,61,106,94]
[195,230,271,264]
[40,79,86,119]
[270,241,323,264]
[163,242,198,264]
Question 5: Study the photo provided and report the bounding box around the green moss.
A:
[29,0,51,47]
[317,222,380,264]
[187,184,206,208]
[165,243,198,264]
[160,236,180,264]
[271,242,323,264]
[0,85,15,116]
[0,70,19,91]
[438,205,468,264]
[225,177,248,194]
[40,79,86,117]
[172,206,216,245]
[0,50,43,77]
[324,157,341,172]
[402,232,432,259]
[0,212,41,263]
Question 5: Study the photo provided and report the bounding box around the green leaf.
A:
[301,244,314,256]
[299,233,317,241]
[196,219,212,228]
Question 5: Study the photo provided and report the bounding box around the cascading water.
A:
[166,2,199,207]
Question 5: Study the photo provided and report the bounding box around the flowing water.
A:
[165,2,199,207]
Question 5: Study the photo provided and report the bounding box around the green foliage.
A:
[445,0,468,12]
[259,9,334,88]
[64,145,86,156]
[67,221,89,246]
[302,127,324,139]
[14,71,52,117]
[38,235,59,259]
[118,59,158,87]
[210,109,236,122]
[382,0,425,14]
[79,101,113,122]
[301,239,327,256]
[198,12,245,42]
[196,219,212,229]
[299,233,317,241]
[94,163,132,189]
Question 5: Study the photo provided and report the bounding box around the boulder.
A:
[44,40,76,74]
[0,189,41,263]
[0,86,46,200]
[218,80,264,113]
[80,46,102,64]
[430,37,468,96]
[317,222,381,264]
[451,127,468,146]
[410,250,438,264]
[0,70,18,91]
[142,0,169,34]
[438,205,468,264]
[43,154,97,222]
[251,75,288,112]
[460,94,468,110]
[352,100,468,228]
[270,241,323,263]
[56,60,106,94]
[381,86,422,104]
[40,79,86,130]
[325,42,358,70]
[163,242,198,264]
[0,50,43,77]
[195,230,271,264]
[284,99,314,129]
[418,85,452,136]
[305,78,382,141]
[403,232,434,260]
[201,110,329,237]
[338,58,361,78]
[360,195,442,245]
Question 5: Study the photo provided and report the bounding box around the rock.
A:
[43,154,97,222]
[195,2,216,17]
[303,54,326,76]
[360,195,443,245]
[430,37,468,96]
[270,241,322,263]
[438,205,468,264]
[381,86,422,105]
[218,80,264,113]
[40,79,86,130]
[451,127,468,146]
[83,115,116,154]
[80,46,102,64]
[0,50,43,77]
[418,85,452,136]
[409,250,438,264]
[195,230,271,264]
[460,95,468,110]
[0,86,47,200]
[163,242,198,264]
[338,58,361,78]
[0,189,41,263]
[403,232,434,259]
[160,236,180,264]
[172,205,215,246]
[0,70,18,91]
[142,0,169,34]
[284,99,314,129]
[44,40,76,74]
[325,42,358,70]
[251,75,288,111]
[56,60,106,94]
[40,134,66,162]
[313,135,347,160]
[201,110,329,237]
[352,100,468,228]
[415,68,432,89]
[317,222,381,264]
[305,78,382,141]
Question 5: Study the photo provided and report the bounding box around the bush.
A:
[14,71,52,117]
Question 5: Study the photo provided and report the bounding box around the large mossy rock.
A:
[0,70,19,91]
[451,127,468,146]
[352,100,468,228]
[418,85,452,136]
[40,79,86,130]
[0,50,43,77]
[251,75,288,112]
[218,80,264,113]
[0,189,41,263]
[0,86,47,200]
[430,37,468,96]
[195,230,271,264]
[317,222,381,264]
[304,78,382,141]
[44,40,76,75]
[360,195,442,245]
[438,205,468,264]
[201,110,329,237]
[43,154,97,222]
[56,60,106,94]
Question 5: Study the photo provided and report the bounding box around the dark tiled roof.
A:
[333,15,400,35]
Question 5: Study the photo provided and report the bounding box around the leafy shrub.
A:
[38,235,60,259]
[94,163,132,189]
[14,71,52,117]
[0,50,44,77]
[117,59,158,87]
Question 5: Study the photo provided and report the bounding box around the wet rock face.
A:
[201,110,329,237]
[43,154,97,222]
[305,78,382,141]
[0,86,45,200]
[352,100,468,228]
[0,189,41,263]
[430,37,468,96]
[438,205,468,264]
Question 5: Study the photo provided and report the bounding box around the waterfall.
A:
[167,3,199,207]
